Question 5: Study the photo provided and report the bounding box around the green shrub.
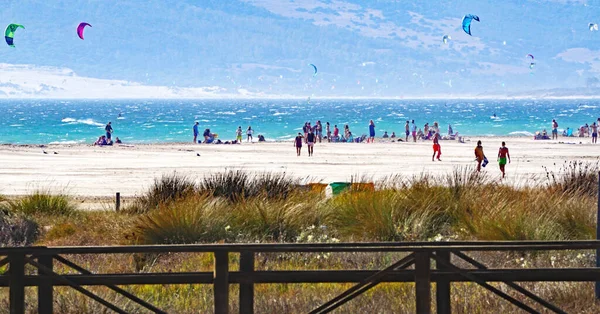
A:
[131,195,230,245]
[9,191,75,216]
[0,212,39,246]
[127,173,196,214]
[45,222,77,241]
[544,161,599,196]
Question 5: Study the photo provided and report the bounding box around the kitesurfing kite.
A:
[77,22,91,40]
[309,64,317,77]
[5,24,24,47]
[462,14,480,36]
[442,35,451,44]
[589,23,599,31]
[527,54,535,69]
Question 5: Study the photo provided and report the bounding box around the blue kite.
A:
[462,14,480,36]
[309,63,317,76]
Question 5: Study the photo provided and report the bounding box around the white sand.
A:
[0,137,598,198]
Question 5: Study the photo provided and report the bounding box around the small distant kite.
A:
[443,35,451,44]
[527,54,535,69]
[589,23,599,31]
[77,22,91,40]
[5,24,24,47]
[309,64,317,76]
[462,14,480,36]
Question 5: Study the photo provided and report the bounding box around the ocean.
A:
[0,99,598,144]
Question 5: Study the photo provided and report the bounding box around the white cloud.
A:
[0,63,269,99]
[243,0,488,53]
[556,48,600,72]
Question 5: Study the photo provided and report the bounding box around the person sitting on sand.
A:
[448,124,454,136]
[94,136,106,146]
[390,132,396,138]
[203,128,211,143]
[382,131,389,138]
[115,137,122,144]
[258,134,265,142]
[475,140,485,172]
[417,128,424,140]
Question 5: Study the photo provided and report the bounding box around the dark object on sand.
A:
[196,153,200,157]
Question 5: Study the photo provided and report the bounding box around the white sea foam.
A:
[49,140,84,145]
[215,111,236,115]
[509,131,534,136]
[61,117,104,126]
[272,112,289,116]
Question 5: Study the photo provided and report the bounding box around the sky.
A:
[0,0,599,98]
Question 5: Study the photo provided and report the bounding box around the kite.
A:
[309,64,317,76]
[527,54,535,69]
[589,23,599,31]
[5,24,24,47]
[462,14,480,36]
[77,22,91,40]
[442,35,451,44]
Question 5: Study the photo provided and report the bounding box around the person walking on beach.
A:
[294,133,303,156]
[368,120,376,143]
[326,122,331,142]
[316,120,323,143]
[405,121,410,142]
[498,141,511,178]
[411,120,417,142]
[475,140,485,172]
[552,119,558,140]
[236,126,243,143]
[306,128,315,156]
[432,132,441,161]
[592,122,598,144]
[105,122,113,140]
[247,126,254,142]
[193,122,199,143]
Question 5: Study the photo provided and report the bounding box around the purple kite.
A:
[77,22,91,40]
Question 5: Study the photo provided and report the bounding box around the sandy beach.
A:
[1,137,599,200]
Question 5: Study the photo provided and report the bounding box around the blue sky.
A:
[0,0,599,98]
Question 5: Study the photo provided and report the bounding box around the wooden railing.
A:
[2,241,600,313]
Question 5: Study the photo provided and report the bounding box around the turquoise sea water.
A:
[0,99,598,144]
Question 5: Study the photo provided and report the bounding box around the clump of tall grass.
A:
[0,211,39,246]
[544,161,599,196]
[130,194,230,245]
[197,170,299,202]
[126,173,196,214]
[7,191,76,216]
[231,194,323,241]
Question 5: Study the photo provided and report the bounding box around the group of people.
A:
[540,119,599,143]
[93,121,122,146]
[473,140,511,178]
[193,123,262,144]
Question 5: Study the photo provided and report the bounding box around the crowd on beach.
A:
[93,122,122,146]
[535,118,600,144]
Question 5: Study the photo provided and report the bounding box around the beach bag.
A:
[482,157,489,168]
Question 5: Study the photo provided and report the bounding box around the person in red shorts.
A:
[432,132,441,161]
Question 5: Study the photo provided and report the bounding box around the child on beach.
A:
[475,140,485,172]
[498,141,511,178]
[432,132,441,161]
[368,120,376,143]
[247,126,253,142]
[236,126,243,143]
[294,133,303,156]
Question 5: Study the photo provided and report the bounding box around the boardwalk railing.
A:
[2,241,600,314]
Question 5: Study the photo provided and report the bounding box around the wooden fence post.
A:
[38,254,54,314]
[115,192,121,212]
[436,251,451,314]
[9,252,25,314]
[239,251,254,314]
[214,251,229,314]
[415,251,431,314]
